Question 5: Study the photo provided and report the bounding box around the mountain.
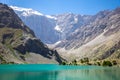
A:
[55,8,120,61]
[11,6,120,61]
[54,13,92,40]
[0,3,62,64]
[10,6,60,44]
[10,6,91,44]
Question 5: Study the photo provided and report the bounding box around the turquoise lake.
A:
[0,64,119,80]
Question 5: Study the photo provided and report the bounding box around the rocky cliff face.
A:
[10,6,92,44]
[0,3,62,64]
[10,6,60,44]
[56,8,120,61]
[11,5,120,61]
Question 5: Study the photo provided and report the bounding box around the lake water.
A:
[0,64,119,80]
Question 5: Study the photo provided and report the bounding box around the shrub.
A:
[61,62,67,65]
[102,61,112,67]
[72,59,77,65]
[84,57,89,63]
[80,57,89,63]
[80,59,84,63]
[8,62,15,64]
[96,62,101,66]
[112,60,117,65]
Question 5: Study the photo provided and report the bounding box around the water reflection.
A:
[56,68,120,80]
[0,68,119,80]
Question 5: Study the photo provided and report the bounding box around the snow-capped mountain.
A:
[10,6,120,61]
[10,6,60,44]
[10,6,43,16]
[55,13,87,39]
[0,4,62,64]
[10,6,86,44]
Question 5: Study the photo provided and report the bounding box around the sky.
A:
[0,0,120,15]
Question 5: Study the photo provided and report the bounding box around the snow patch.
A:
[10,6,44,16]
[10,6,57,19]
[54,25,62,32]
[74,17,78,23]
[54,41,62,45]
[46,15,57,20]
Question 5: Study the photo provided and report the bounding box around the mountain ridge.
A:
[10,5,120,61]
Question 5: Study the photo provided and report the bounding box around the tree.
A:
[102,61,112,67]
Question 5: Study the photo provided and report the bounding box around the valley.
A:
[10,6,120,64]
[0,3,120,65]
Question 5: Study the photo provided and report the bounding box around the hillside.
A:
[11,6,120,62]
[0,3,62,64]
[56,8,120,61]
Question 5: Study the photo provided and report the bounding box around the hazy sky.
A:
[0,0,120,15]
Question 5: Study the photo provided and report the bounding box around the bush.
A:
[8,62,15,64]
[87,63,92,65]
[102,61,112,67]
[84,57,89,63]
[112,60,117,65]
[80,57,89,63]
[72,59,77,65]
[96,62,101,66]
[61,62,67,65]
[80,59,84,63]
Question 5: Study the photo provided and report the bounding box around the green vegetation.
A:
[61,61,67,65]
[60,57,119,67]
[102,61,112,67]
[72,59,77,65]
[60,57,90,65]
[80,57,89,63]
[7,62,15,64]
[112,60,117,65]
[96,62,101,66]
